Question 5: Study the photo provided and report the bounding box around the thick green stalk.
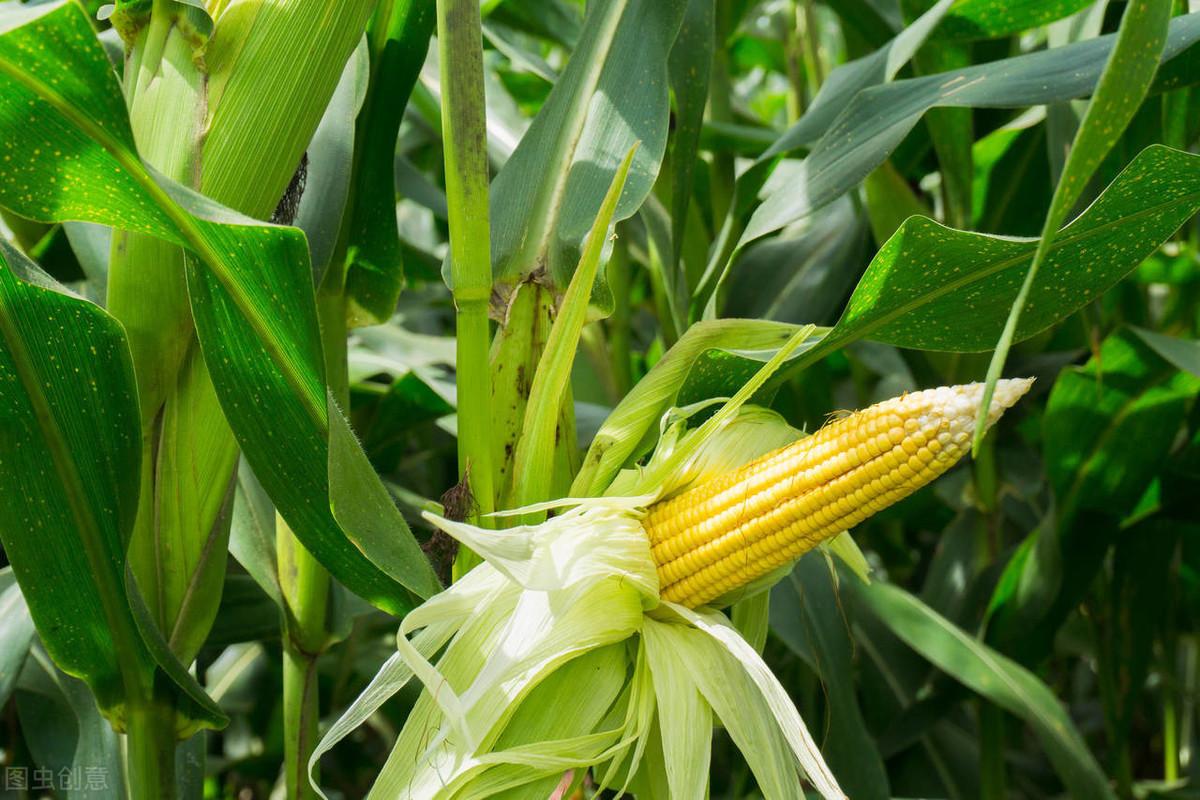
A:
[978,702,1007,800]
[126,692,177,799]
[278,518,329,800]
[606,236,633,398]
[437,0,496,578]
[110,5,214,791]
[276,286,349,800]
[107,4,379,797]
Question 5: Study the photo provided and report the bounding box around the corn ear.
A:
[645,379,1033,607]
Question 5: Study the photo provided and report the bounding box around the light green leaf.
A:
[488,0,687,289]
[511,144,637,509]
[573,319,822,497]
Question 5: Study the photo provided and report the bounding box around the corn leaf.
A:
[741,13,1200,248]
[0,240,223,731]
[0,571,35,708]
[0,2,440,614]
[852,580,1117,800]
[790,145,1200,366]
[935,0,1096,41]
[511,145,637,509]
[341,0,437,323]
[978,0,1173,453]
[771,558,890,800]
[488,0,687,290]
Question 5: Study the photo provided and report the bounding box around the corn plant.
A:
[0,0,1198,798]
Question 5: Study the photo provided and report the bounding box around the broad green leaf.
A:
[1045,329,1199,524]
[0,241,222,731]
[0,2,440,613]
[935,0,1096,41]
[742,13,1200,247]
[978,0,1173,452]
[799,145,1200,358]
[340,0,437,323]
[853,581,1117,800]
[0,237,145,717]
[487,0,687,290]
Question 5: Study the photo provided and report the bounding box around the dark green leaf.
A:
[0,238,148,723]
[771,558,890,800]
[1045,329,1199,523]
[853,581,1117,800]
[342,0,437,323]
[0,3,440,614]
[743,14,1200,245]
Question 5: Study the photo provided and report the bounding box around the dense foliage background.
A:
[1,0,1199,798]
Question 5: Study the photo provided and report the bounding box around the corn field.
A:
[1,0,1199,798]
